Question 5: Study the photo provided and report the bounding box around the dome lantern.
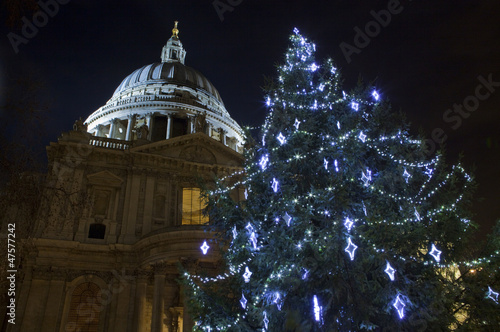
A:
[161,21,186,64]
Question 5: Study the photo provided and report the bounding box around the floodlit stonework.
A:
[10,22,244,332]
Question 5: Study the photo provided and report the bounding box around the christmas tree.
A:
[184,29,499,331]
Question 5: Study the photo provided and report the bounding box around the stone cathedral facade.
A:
[8,23,244,332]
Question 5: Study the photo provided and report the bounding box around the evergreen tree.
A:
[184,29,499,331]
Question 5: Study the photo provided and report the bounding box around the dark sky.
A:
[1,0,499,236]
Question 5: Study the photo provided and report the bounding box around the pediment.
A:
[87,170,124,187]
[130,133,243,167]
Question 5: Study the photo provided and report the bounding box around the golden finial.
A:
[172,21,179,38]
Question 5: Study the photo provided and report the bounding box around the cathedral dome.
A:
[84,22,244,153]
[112,62,222,103]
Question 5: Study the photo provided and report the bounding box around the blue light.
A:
[200,241,210,255]
[344,217,354,232]
[277,132,287,145]
[313,295,321,322]
[240,293,247,309]
[345,237,358,260]
[372,90,380,101]
[294,118,301,130]
[259,154,269,170]
[243,266,252,283]
[272,178,279,193]
[487,286,499,303]
[393,294,405,319]
[429,243,442,262]
[249,232,258,249]
[351,101,359,111]
[385,262,396,281]
[359,131,367,143]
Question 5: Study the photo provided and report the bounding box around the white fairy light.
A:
[344,217,354,232]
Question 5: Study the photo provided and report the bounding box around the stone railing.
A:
[89,136,131,150]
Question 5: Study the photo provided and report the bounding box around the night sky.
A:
[1,0,499,236]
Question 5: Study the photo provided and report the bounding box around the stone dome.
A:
[84,22,244,153]
[112,62,223,103]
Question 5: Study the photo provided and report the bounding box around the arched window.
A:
[182,188,209,225]
[67,282,101,332]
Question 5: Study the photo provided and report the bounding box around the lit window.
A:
[182,188,208,225]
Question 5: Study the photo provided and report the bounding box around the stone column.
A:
[40,270,66,332]
[218,128,226,145]
[166,114,172,139]
[189,116,194,134]
[96,124,104,137]
[146,113,154,141]
[133,272,148,332]
[108,118,118,139]
[207,122,213,138]
[125,114,136,141]
[151,264,166,332]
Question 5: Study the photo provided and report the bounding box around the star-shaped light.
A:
[245,222,254,233]
[243,266,252,283]
[244,189,248,199]
[240,293,247,309]
[263,311,269,330]
[284,212,292,227]
[277,132,287,145]
[342,91,347,99]
[351,101,359,111]
[372,90,380,101]
[337,121,341,129]
[487,286,499,303]
[334,159,339,172]
[200,241,210,255]
[361,169,372,187]
[313,295,321,322]
[403,169,411,183]
[429,243,442,262]
[385,262,396,281]
[310,63,319,72]
[359,131,367,143]
[345,237,358,260]
[425,167,434,177]
[249,232,258,249]
[272,178,279,193]
[302,268,309,280]
[273,292,282,310]
[324,158,329,170]
[294,118,301,130]
[414,207,421,221]
[259,154,269,170]
[344,217,354,232]
[393,294,405,319]
[362,201,368,216]
[232,226,237,240]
